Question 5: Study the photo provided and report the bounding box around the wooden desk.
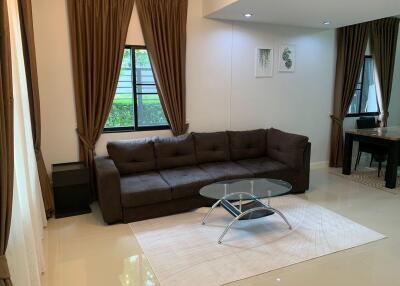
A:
[342,126,400,189]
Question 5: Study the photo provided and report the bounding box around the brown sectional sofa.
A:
[95,128,311,224]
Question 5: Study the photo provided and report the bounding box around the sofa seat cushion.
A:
[193,131,230,163]
[228,129,266,160]
[237,157,289,177]
[199,161,253,181]
[160,166,214,199]
[120,172,171,208]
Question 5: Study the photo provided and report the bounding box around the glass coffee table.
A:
[200,178,292,243]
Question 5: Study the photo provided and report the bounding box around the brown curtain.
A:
[136,0,188,135]
[17,0,54,218]
[67,0,135,197]
[0,0,14,285]
[370,17,400,126]
[329,23,369,167]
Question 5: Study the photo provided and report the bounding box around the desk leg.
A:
[385,142,399,189]
[342,133,353,175]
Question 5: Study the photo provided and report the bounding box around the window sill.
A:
[345,112,380,118]
[103,125,170,134]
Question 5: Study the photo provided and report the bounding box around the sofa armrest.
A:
[95,156,123,224]
[267,128,309,170]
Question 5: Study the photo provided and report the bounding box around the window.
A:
[346,56,380,117]
[104,46,169,132]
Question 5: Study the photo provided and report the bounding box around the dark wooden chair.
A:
[354,117,387,177]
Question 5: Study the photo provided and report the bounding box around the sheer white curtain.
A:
[5,0,47,285]
[373,64,385,126]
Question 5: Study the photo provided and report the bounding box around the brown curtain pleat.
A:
[0,0,14,285]
[67,0,135,197]
[329,23,369,167]
[136,0,188,135]
[370,17,399,126]
[17,0,54,218]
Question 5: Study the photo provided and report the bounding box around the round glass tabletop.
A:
[199,178,292,201]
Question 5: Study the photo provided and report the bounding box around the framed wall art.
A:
[255,47,273,77]
[278,45,295,72]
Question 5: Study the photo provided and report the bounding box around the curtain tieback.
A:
[76,130,95,152]
[0,255,10,279]
[384,111,389,118]
[330,114,343,125]
[34,147,42,158]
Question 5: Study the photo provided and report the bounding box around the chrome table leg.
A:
[201,199,221,225]
[267,207,292,230]
[256,199,292,230]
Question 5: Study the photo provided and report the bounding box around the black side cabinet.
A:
[52,162,91,218]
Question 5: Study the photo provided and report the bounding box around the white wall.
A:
[185,8,336,163]
[230,23,335,161]
[202,0,238,16]
[32,0,79,169]
[32,0,400,172]
[388,33,400,126]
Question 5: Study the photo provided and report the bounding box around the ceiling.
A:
[203,0,400,28]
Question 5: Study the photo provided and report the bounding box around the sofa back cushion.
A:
[154,134,197,169]
[228,129,266,160]
[267,128,308,169]
[193,132,230,163]
[107,139,155,175]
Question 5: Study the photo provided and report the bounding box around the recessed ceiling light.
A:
[243,13,253,18]
[323,21,331,25]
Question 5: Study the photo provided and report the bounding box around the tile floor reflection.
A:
[119,255,157,286]
[41,204,160,286]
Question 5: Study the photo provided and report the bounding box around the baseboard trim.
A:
[310,161,329,170]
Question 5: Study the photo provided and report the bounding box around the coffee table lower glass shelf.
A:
[200,179,292,244]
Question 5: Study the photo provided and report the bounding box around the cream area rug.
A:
[331,166,400,194]
[129,195,385,286]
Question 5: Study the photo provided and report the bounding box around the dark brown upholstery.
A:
[160,166,213,199]
[228,129,266,160]
[237,157,288,177]
[193,131,230,163]
[154,134,196,169]
[107,139,155,175]
[267,128,308,169]
[95,157,123,223]
[95,128,311,224]
[122,195,214,223]
[199,161,253,180]
[120,172,171,208]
